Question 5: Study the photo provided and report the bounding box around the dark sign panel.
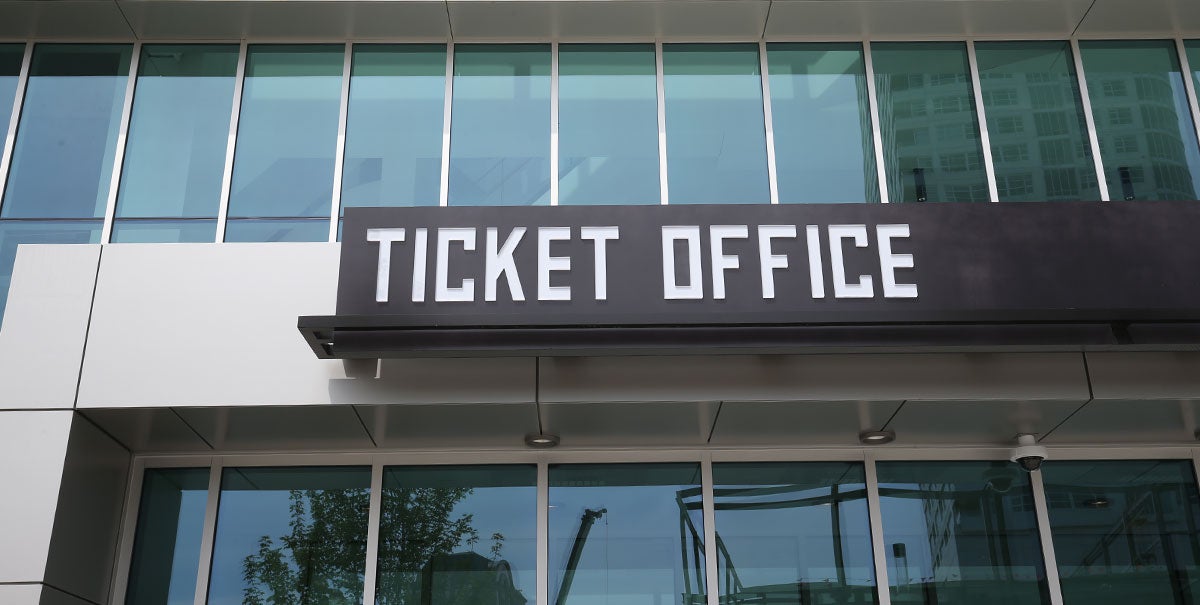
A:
[335,201,1200,326]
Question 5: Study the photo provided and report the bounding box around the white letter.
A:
[412,228,427,302]
[757,225,796,299]
[710,225,748,300]
[485,227,526,302]
[662,226,703,300]
[877,224,918,298]
[805,225,825,299]
[435,227,476,302]
[367,228,404,303]
[828,224,873,298]
[538,227,571,301]
[581,226,619,301]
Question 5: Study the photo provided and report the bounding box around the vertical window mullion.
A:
[1030,468,1067,605]
[655,41,669,205]
[862,41,891,204]
[329,42,353,242]
[966,40,1000,203]
[101,42,140,243]
[0,42,32,213]
[107,459,147,605]
[438,42,454,208]
[536,460,549,605]
[701,455,720,605]
[758,42,780,205]
[1070,39,1111,202]
[215,42,248,242]
[360,461,384,605]
[1174,38,1200,160]
[191,462,223,605]
[863,454,894,605]
[550,42,560,206]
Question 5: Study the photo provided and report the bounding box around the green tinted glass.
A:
[125,468,210,605]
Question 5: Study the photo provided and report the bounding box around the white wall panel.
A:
[0,585,42,605]
[0,410,71,586]
[1086,352,1200,400]
[0,245,100,410]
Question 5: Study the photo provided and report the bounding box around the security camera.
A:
[1010,434,1047,472]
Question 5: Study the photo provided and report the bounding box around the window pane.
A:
[872,43,990,203]
[1,44,132,219]
[875,461,1051,605]
[227,45,342,230]
[223,218,329,243]
[1042,460,1200,605]
[767,43,879,203]
[341,45,445,213]
[712,462,878,604]
[125,468,210,605]
[448,45,551,206]
[975,41,1102,202]
[558,44,660,205]
[0,220,101,324]
[663,44,770,204]
[0,44,23,143]
[375,465,536,605]
[206,466,371,605]
[549,463,707,605]
[110,219,217,243]
[114,44,238,239]
[1080,40,1200,201]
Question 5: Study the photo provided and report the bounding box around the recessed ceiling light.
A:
[1083,497,1110,509]
[524,433,560,448]
[859,430,895,445]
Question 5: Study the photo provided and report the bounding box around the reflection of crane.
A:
[554,508,607,605]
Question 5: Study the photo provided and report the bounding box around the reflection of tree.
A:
[240,486,517,605]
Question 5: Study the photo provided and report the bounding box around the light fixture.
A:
[524,433,560,448]
[859,430,895,445]
[1083,497,1110,509]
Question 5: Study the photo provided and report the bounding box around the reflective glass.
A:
[227,45,342,233]
[375,465,536,605]
[975,41,1102,202]
[1080,40,1200,200]
[206,466,371,605]
[448,45,551,206]
[558,44,660,205]
[223,218,329,243]
[114,44,238,241]
[548,463,707,605]
[1041,460,1200,605]
[711,462,877,604]
[663,44,770,204]
[872,43,990,203]
[0,220,101,324]
[110,219,217,243]
[0,44,23,143]
[767,43,879,203]
[342,45,445,213]
[2,44,132,218]
[875,461,1051,605]
[125,468,210,605]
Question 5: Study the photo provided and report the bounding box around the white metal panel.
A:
[77,243,349,408]
[766,0,1095,39]
[886,399,1085,445]
[1075,0,1200,35]
[356,402,539,449]
[0,245,101,410]
[1042,399,1200,444]
[540,400,721,447]
[0,1,134,39]
[710,400,903,446]
[0,410,73,585]
[0,584,42,605]
[81,408,213,452]
[175,405,375,450]
[374,358,537,404]
[1086,352,1200,400]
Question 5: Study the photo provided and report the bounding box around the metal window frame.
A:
[550,42,560,206]
[329,42,353,243]
[656,41,669,205]
[862,40,891,203]
[215,42,248,242]
[1174,39,1200,174]
[0,42,32,212]
[966,40,1001,203]
[439,42,454,207]
[1071,38,1112,201]
[100,42,141,243]
[758,41,780,205]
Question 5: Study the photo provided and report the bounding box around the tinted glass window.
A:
[0,44,23,144]
[125,468,210,605]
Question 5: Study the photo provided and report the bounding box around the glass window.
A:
[112,44,239,243]
[206,466,371,605]
[226,45,343,241]
[975,41,1102,202]
[1041,460,1200,605]
[448,45,551,206]
[663,44,770,204]
[0,220,101,324]
[875,461,1051,605]
[125,468,210,605]
[1,44,133,219]
[1080,40,1200,201]
[549,463,707,605]
[711,462,877,604]
[375,465,536,605]
[872,43,990,203]
[341,45,445,214]
[767,43,880,203]
[558,44,660,205]
[0,44,23,142]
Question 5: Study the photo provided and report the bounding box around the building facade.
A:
[3,1,1200,605]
